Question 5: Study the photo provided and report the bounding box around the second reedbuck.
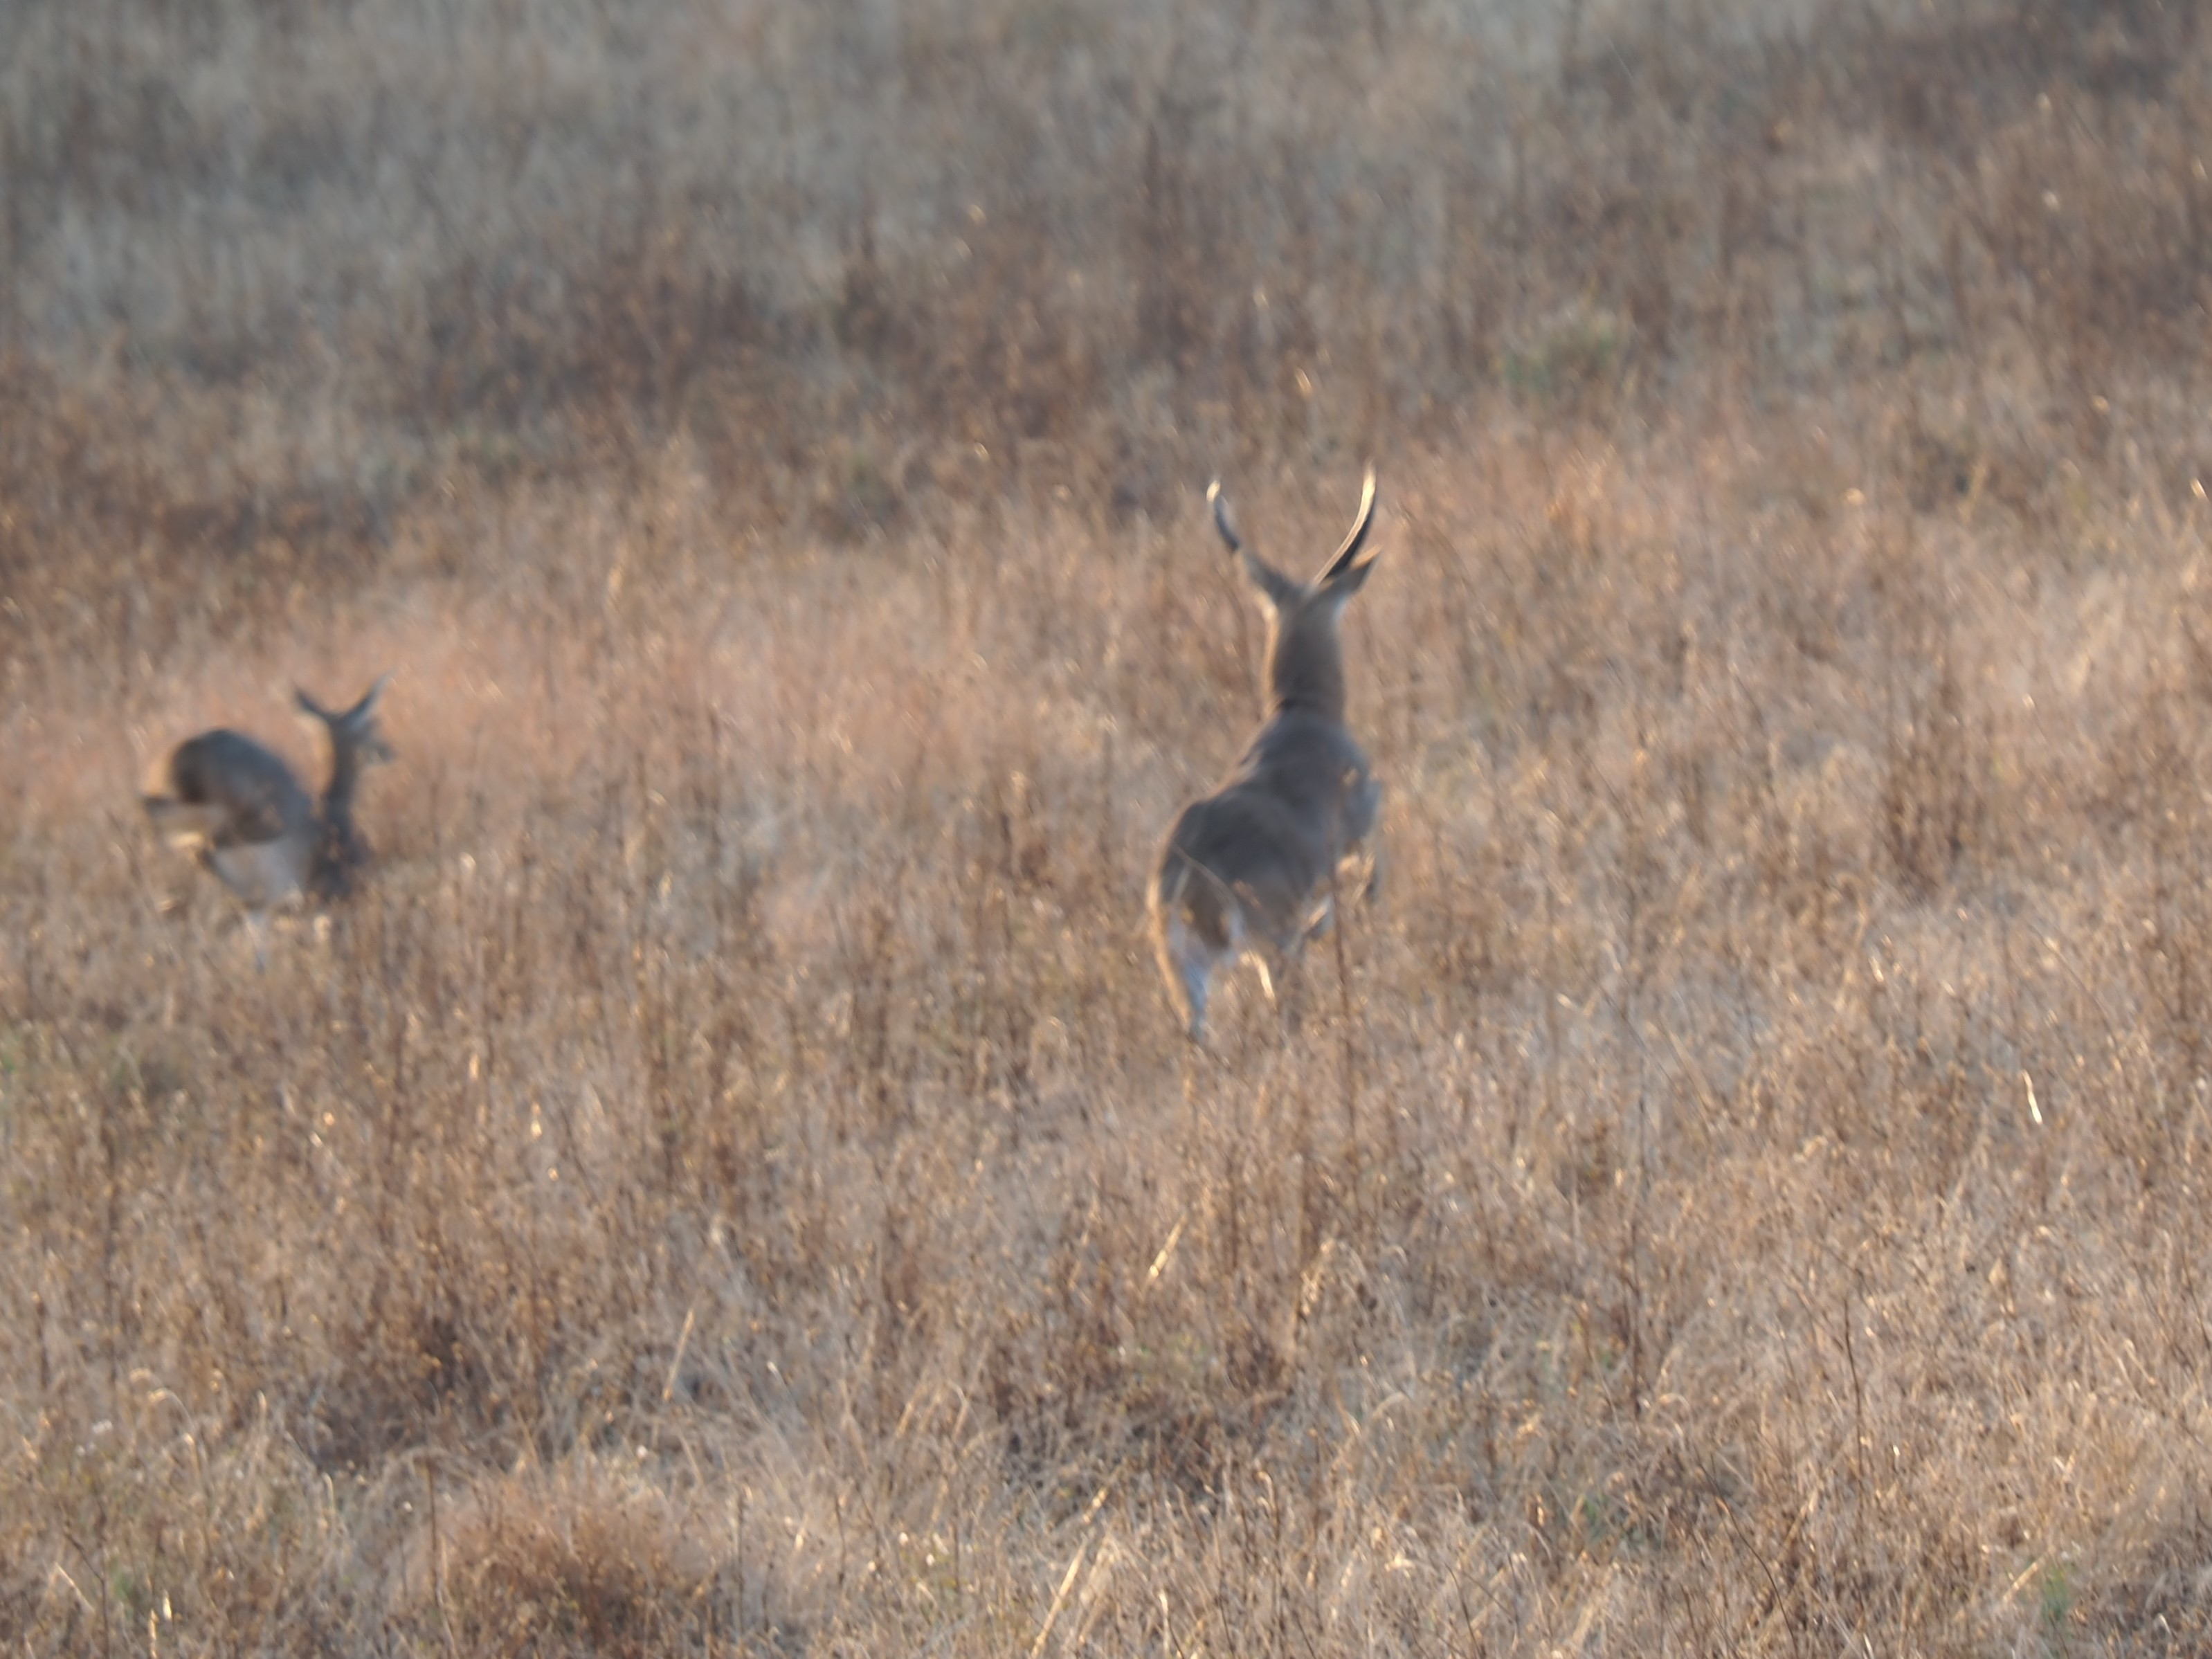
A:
[143,678,394,963]
[1150,470,1385,1044]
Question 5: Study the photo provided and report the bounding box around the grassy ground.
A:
[8,1,2212,1652]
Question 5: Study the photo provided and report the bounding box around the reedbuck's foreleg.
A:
[1231,869,1332,1040]
[1307,768,1384,945]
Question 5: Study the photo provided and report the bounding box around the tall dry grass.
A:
[8,0,2212,1653]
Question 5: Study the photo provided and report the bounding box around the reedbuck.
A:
[1150,470,1384,1043]
[143,678,394,963]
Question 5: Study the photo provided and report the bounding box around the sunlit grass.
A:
[6,1,2212,1653]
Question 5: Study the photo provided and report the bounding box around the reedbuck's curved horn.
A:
[1317,466,1379,584]
[1206,479,1242,553]
[1211,479,1300,608]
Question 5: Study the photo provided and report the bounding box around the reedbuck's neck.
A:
[309,759,363,896]
[1264,613,1350,724]
[314,734,382,893]
[322,738,366,827]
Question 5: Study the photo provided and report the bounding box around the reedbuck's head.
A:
[1210,468,1380,725]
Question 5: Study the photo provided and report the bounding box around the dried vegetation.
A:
[8,0,2212,1652]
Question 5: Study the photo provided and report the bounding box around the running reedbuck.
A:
[143,678,394,963]
[1150,471,1384,1044]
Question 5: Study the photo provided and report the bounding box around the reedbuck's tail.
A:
[1149,469,1386,1045]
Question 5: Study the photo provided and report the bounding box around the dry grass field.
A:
[9,0,2212,1652]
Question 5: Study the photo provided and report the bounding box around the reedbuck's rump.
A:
[1150,471,1384,1044]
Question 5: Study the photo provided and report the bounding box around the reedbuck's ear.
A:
[1314,468,1380,595]
[1209,480,1300,610]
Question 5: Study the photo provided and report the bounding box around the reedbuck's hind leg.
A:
[243,910,272,973]
[1157,901,1227,1046]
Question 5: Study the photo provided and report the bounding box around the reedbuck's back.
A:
[1150,471,1384,1043]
